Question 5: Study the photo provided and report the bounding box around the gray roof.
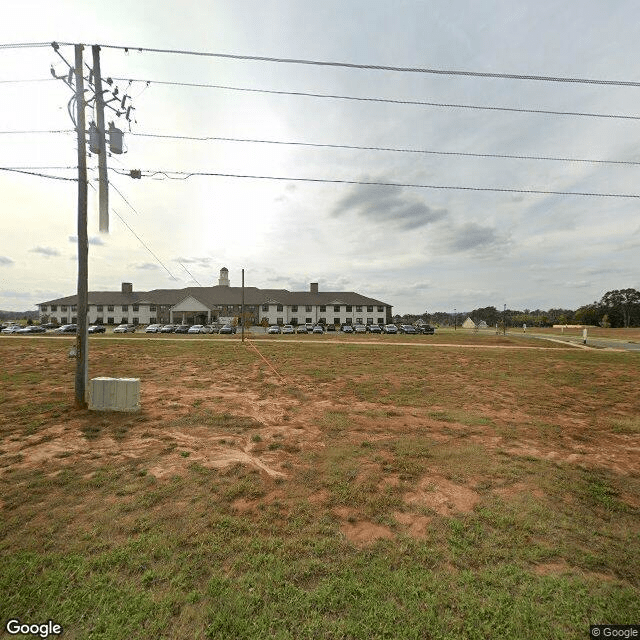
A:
[39,285,391,308]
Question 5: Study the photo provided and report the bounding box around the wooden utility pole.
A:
[74,44,89,408]
[92,45,109,233]
[241,269,245,343]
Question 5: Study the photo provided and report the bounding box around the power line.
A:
[87,182,177,280]
[131,132,640,167]
[0,78,57,84]
[109,167,640,199]
[0,167,77,181]
[0,129,73,134]
[112,77,640,121]
[93,43,640,87]
[0,42,55,49]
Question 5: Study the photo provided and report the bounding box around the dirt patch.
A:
[405,475,481,516]
[339,520,395,546]
[394,511,432,538]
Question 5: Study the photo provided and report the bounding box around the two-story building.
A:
[37,268,393,327]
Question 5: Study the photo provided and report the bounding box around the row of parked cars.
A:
[266,323,436,335]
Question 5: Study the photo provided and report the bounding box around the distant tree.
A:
[600,288,640,328]
[574,303,602,326]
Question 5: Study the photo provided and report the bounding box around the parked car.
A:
[305,323,314,332]
[399,324,417,334]
[219,325,236,334]
[418,325,436,335]
[296,325,308,334]
[187,324,205,334]
[353,324,367,334]
[2,325,23,334]
[55,324,77,334]
[341,325,354,333]
[114,324,136,333]
[17,325,46,334]
[384,324,398,334]
[326,324,336,332]
[202,325,217,334]
[282,324,295,334]
[41,322,59,329]
[174,324,189,334]
[160,324,176,333]
[145,324,163,333]
[267,325,281,334]
[312,325,324,334]
[366,324,382,333]
[87,325,106,334]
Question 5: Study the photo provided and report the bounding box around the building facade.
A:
[38,269,393,327]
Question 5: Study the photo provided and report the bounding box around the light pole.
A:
[503,304,506,336]
[454,308,456,331]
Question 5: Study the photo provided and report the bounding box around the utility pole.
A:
[74,44,89,408]
[241,269,245,343]
[92,45,109,233]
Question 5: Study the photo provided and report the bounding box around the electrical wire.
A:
[0,78,57,84]
[130,132,640,167]
[0,129,74,134]
[88,181,177,280]
[0,42,55,49]
[0,167,77,181]
[92,42,640,87]
[109,167,640,199]
[112,77,640,121]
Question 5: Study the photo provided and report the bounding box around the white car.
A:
[2,325,23,334]
[282,325,295,334]
[144,324,163,333]
[187,324,205,334]
[114,323,136,333]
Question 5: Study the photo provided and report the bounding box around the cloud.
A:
[174,256,212,268]
[68,235,105,246]
[332,184,448,230]
[29,246,60,257]
[131,262,159,270]
[433,222,511,256]
[0,256,14,266]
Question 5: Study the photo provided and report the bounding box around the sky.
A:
[1,1,639,314]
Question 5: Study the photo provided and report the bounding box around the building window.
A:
[333,317,340,325]
[71,316,77,323]
[306,317,312,323]
[377,306,384,312]
[367,306,373,312]
[291,305,298,312]
[291,317,298,325]
[71,305,77,312]
[41,305,48,312]
[320,305,326,312]
[61,305,67,312]
[346,305,352,312]
[333,305,340,312]
[96,317,103,325]
[121,317,128,323]
[107,317,114,325]
[133,305,139,312]
[97,305,103,312]
[150,317,156,324]
[61,317,68,324]
[356,318,363,325]
[262,304,269,311]
[150,305,156,312]
[133,317,139,325]
[378,317,384,324]
[356,306,362,312]
[51,305,57,311]
[277,317,283,325]
[305,305,312,312]
[108,305,114,312]
[277,304,283,312]
[319,317,326,324]
[122,305,128,311]
[367,318,373,325]
[345,318,352,325]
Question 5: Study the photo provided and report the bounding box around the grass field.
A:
[1,334,638,639]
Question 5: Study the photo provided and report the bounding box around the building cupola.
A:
[218,267,230,287]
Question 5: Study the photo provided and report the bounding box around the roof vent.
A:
[122,282,133,293]
[310,282,319,294]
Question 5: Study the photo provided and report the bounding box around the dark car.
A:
[366,324,382,333]
[87,325,106,334]
[399,324,417,334]
[296,325,308,334]
[41,322,59,329]
[219,325,236,334]
[174,324,190,334]
[326,324,336,332]
[418,325,436,335]
[55,324,78,334]
[17,325,46,334]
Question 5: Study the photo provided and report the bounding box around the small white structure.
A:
[89,377,140,412]
[462,317,476,329]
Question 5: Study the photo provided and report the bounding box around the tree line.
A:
[396,288,640,328]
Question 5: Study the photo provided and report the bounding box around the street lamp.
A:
[454,308,456,331]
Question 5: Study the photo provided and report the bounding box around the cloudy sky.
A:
[1,1,639,314]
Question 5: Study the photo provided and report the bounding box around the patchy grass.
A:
[0,337,638,639]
